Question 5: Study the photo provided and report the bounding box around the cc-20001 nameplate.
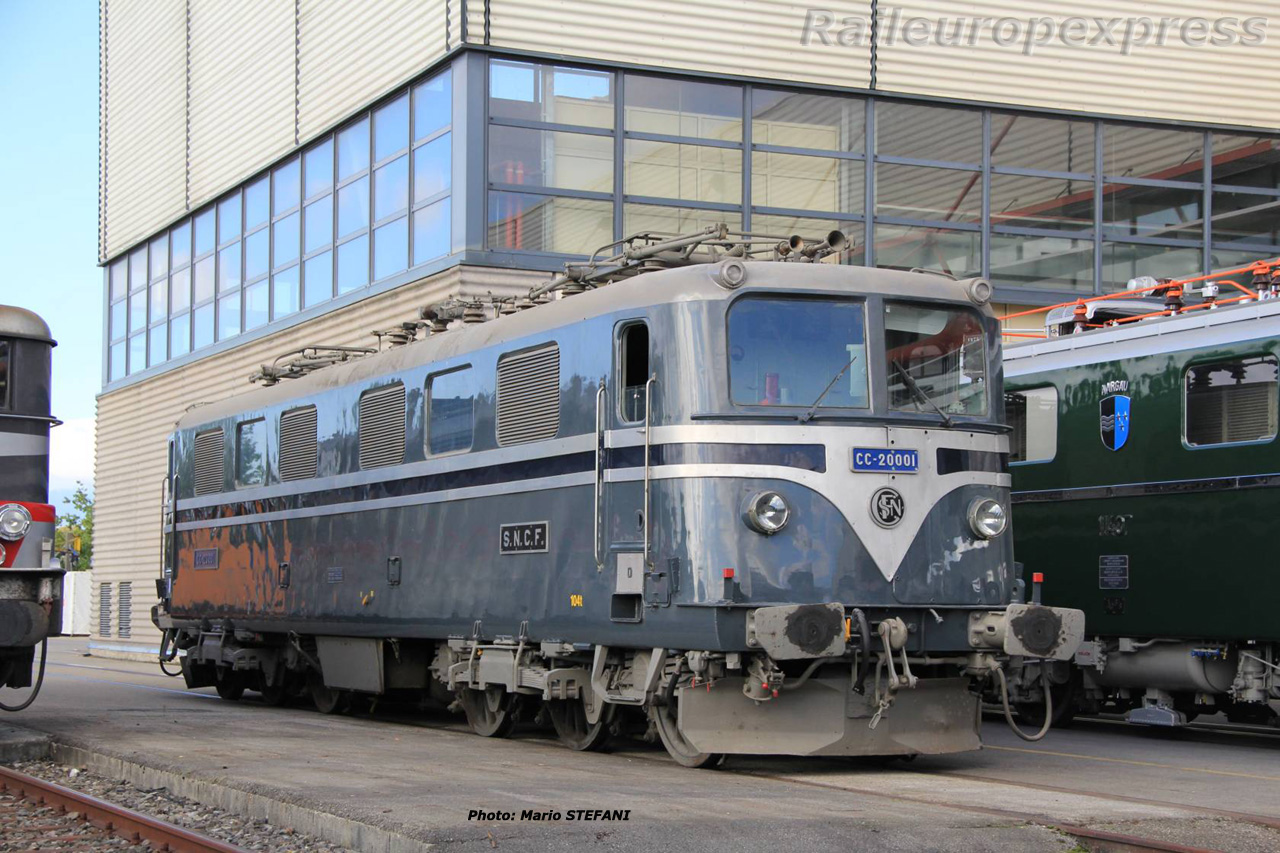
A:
[500,521,549,554]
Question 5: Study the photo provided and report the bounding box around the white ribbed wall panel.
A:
[488,0,873,89]
[297,0,449,141]
[188,0,296,206]
[876,2,1280,129]
[102,0,186,260]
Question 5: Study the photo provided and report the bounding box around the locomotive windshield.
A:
[884,302,988,417]
[728,297,868,408]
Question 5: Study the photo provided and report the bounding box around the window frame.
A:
[0,338,10,411]
[1005,385,1059,465]
[426,364,476,457]
[1182,352,1279,450]
[615,320,651,424]
[234,417,270,488]
[725,294,871,413]
[883,298,991,420]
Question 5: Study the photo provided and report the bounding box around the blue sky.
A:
[0,0,100,505]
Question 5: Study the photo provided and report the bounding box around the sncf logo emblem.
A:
[870,487,905,528]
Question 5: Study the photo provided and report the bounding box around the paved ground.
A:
[3,638,1279,852]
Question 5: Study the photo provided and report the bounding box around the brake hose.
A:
[994,663,1053,742]
[0,639,47,713]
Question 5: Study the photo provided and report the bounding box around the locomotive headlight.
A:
[967,498,1007,539]
[0,504,32,540]
[744,491,790,535]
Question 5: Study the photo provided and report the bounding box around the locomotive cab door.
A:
[601,321,658,619]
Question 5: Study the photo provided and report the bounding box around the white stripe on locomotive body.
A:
[0,433,49,457]
[175,424,1006,582]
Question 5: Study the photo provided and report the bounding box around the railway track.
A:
[0,765,247,853]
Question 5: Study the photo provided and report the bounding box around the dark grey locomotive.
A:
[154,228,1083,764]
[0,305,62,710]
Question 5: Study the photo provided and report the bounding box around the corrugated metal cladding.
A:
[486,0,873,88]
[279,406,319,482]
[297,0,449,141]
[496,344,561,446]
[102,0,186,260]
[188,0,296,205]
[102,0,452,263]
[91,265,543,650]
[875,1,1280,129]
[358,383,407,469]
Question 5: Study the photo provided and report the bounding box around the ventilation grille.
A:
[98,583,112,637]
[117,581,132,639]
[359,383,406,469]
[1187,383,1277,445]
[280,405,319,481]
[497,344,561,446]
[193,429,225,496]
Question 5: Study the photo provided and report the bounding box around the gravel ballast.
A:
[3,760,359,853]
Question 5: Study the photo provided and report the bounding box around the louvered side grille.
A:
[98,583,112,638]
[497,345,560,446]
[1188,383,1278,445]
[1225,384,1276,443]
[193,429,225,496]
[279,405,319,481]
[359,383,406,469]
[117,581,132,638]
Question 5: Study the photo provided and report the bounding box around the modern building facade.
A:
[94,0,1280,655]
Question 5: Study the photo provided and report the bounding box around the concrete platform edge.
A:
[0,724,52,763]
[45,740,432,853]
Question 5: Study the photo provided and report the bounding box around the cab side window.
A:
[618,323,649,422]
[1185,356,1278,447]
[1005,386,1058,463]
[0,340,9,409]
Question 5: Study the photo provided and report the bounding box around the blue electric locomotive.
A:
[154,227,1082,764]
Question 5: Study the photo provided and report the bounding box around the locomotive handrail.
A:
[643,374,657,570]
[594,381,606,572]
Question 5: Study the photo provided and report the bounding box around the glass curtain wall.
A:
[482,56,1280,300]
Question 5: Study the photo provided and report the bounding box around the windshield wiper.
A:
[891,359,953,428]
[798,354,860,423]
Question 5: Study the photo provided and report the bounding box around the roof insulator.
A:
[462,303,487,324]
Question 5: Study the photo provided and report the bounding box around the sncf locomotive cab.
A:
[0,305,62,697]
[154,227,1082,764]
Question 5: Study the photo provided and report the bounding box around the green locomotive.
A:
[1004,279,1280,727]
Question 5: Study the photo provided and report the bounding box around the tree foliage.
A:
[55,481,93,570]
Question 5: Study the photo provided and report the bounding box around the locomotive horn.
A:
[800,230,847,259]
[775,235,804,256]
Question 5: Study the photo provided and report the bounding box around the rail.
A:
[0,765,247,853]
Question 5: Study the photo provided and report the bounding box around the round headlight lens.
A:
[744,491,790,535]
[0,504,32,541]
[967,498,1007,539]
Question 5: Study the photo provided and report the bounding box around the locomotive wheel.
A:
[308,673,350,715]
[650,703,724,769]
[214,671,245,701]
[546,698,615,752]
[459,686,519,738]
